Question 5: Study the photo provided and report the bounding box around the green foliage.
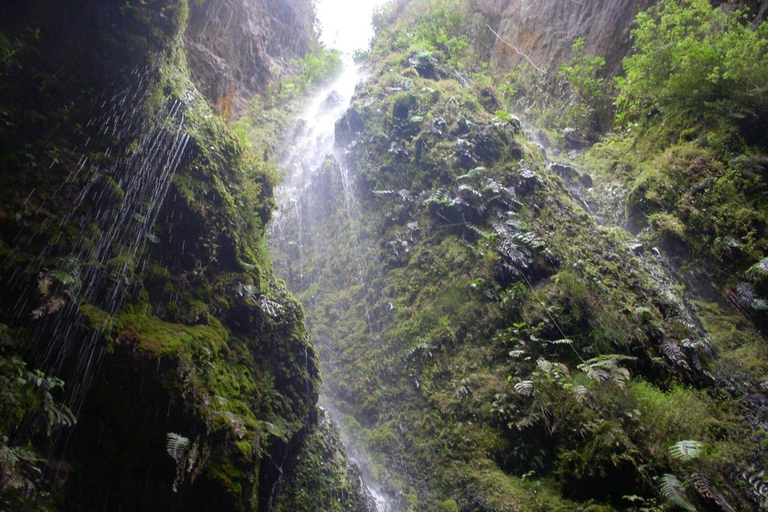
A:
[617,0,768,127]
[438,498,458,512]
[668,439,703,461]
[558,38,607,104]
[658,474,696,511]
[265,47,342,104]
[748,257,768,277]
[371,0,471,69]
[0,351,76,510]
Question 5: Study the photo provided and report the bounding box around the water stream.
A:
[268,2,397,509]
[269,57,398,511]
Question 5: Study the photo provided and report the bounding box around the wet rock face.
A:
[473,0,657,76]
[184,0,313,116]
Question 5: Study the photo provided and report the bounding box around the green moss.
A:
[117,305,227,357]
[207,459,247,499]
[78,304,111,331]
[437,498,458,512]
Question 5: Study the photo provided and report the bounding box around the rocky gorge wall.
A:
[273,0,768,510]
[185,0,314,117]
[0,1,363,510]
[475,0,656,76]
[473,0,766,77]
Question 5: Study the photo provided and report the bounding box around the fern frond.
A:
[547,338,573,345]
[512,231,546,250]
[467,224,496,240]
[748,257,768,278]
[166,433,190,463]
[688,473,736,512]
[669,440,703,461]
[572,384,589,403]
[577,354,636,388]
[736,282,768,311]
[742,466,768,500]
[514,380,534,396]
[406,342,434,360]
[659,474,696,512]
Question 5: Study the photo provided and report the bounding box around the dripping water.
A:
[3,69,191,438]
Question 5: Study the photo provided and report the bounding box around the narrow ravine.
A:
[268,1,398,510]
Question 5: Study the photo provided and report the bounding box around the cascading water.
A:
[3,70,190,422]
[269,58,398,512]
[268,1,400,510]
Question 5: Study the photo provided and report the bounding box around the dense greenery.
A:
[267,0,768,511]
[1,0,766,510]
[0,0,348,510]
[616,0,768,136]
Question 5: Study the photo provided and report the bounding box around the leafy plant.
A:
[658,474,696,511]
[577,354,636,389]
[558,38,607,104]
[748,257,768,278]
[616,0,768,127]
[166,432,190,492]
[669,439,703,461]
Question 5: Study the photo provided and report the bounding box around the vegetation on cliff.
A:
[271,0,768,510]
[1,0,766,510]
[0,0,347,510]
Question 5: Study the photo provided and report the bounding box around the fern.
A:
[659,474,696,512]
[467,224,496,240]
[741,466,768,503]
[736,282,768,311]
[661,340,691,371]
[166,433,190,463]
[572,384,589,403]
[669,440,703,461]
[406,342,434,360]
[577,355,636,389]
[514,380,534,396]
[512,231,546,250]
[688,473,736,512]
[747,257,768,278]
[50,256,81,287]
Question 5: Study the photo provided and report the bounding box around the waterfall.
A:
[268,56,399,512]
[4,70,190,420]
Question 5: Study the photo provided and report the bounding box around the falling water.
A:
[269,56,398,511]
[3,70,190,421]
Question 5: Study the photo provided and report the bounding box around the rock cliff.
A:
[475,0,656,76]
[0,1,361,511]
[185,0,314,116]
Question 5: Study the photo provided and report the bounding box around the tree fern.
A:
[669,440,703,461]
[659,474,696,512]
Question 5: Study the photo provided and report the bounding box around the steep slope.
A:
[476,0,656,77]
[271,0,768,510]
[0,1,363,511]
[185,0,313,117]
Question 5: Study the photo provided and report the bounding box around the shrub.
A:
[558,38,607,105]
[617,0,768,130]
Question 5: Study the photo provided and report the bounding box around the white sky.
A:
[315,0,392,54]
